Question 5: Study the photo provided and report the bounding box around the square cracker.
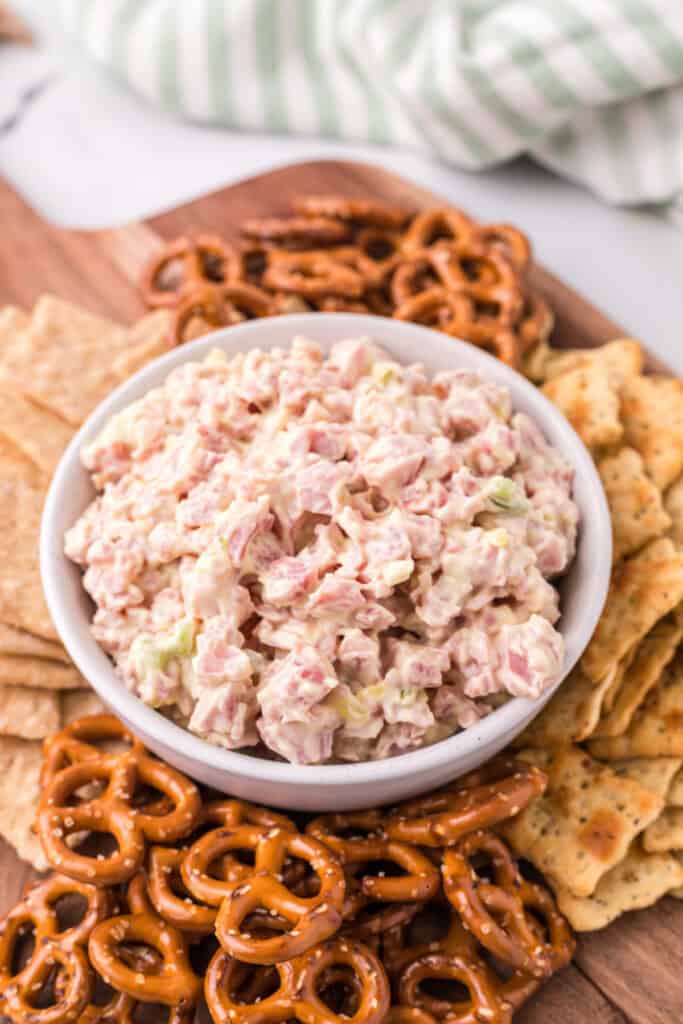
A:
[542,365,623,450]
[611,757,683,799]
[0,385,74,477]
[555,844,683,931]
[0,623,69,664]
[620,374,683,491]
[665,475,683,548]
[0,306,29,347]
[598,447,671,562]
[588,655,683,759]
[513,665,615,748]
[0,685,60,739]
[581,538,683,684]
[61,690,106,723]
[0,736,47,870]
[501,746,663,899]
[113,309,173,380]
[592,615,683,738]
[0,295,128,426]
[0,438,57,640]
[0,656,83,689]
[643,808,683,853]
[523,338,643,386]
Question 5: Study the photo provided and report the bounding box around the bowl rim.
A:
[41,313,611,786]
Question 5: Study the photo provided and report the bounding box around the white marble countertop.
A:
[2,6,682,372]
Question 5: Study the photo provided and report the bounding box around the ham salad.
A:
[66,337,578,765]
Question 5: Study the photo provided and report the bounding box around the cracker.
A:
[611,757,683,799]
[598,447,671,562]
[0,384,74,477]
[643,808,683,853]
[0,438,57,640]
[0,306,29,347]
[528,338,643,385]
[669,768,683,807]
[0,295,128,426]
[501,746,663,899]
[0,656,83,689]
[555,844,683,931]
[581,538,683,684]
[0,736,47,870]
[0,684,60,739]
[113,309,173,380]
[0,623,69,664]
[593,615,683,738]
[543,365,623,449]
[665,475,683,548]
[621,374,683,491]
[588,655,683,759]
[61,689,106,723]
[514,665,615,748]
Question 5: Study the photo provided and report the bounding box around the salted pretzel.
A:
[393,287,473,330]
[378,900,470,980]
[307,812,439,903]
[401,208,476,253]
[41,714,143,786]
[38,728,202,886]
[88,875,200,1009]
[292,195,411,229]
[0,875,112,1024]
[442,831,574,978]
[242,216,350,245]
[172,282,273,345]
[381,757,547,847]
[399,952,509,1024]
[205,937,390,1024]
[263,251,366,299]
[148,845,217,939]
[141,235,240,308]
[206,825,345,963]
[385,1009,439,1024]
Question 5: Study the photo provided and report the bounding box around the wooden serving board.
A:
[0,161,680,1024]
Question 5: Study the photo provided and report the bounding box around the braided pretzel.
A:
[263,251,366,300]
[307,813,439,903]
[0,875,111,1024]
[242,216,350,245]
[38,743,202,886]
[382,757,547,847]
[88,899,200,1008]
[209,825,345,963]
[292,195,411,229]
[442,830,574,978]
[401,208,476,253]
[172,282,273,345]
[141,235,240,308]
[205,937,390,1024]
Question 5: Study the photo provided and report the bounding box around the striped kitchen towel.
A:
[60,0,683,210]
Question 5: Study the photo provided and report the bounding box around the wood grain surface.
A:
[0,160,680,1023]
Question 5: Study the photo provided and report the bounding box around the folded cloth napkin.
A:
[61,0,683,209]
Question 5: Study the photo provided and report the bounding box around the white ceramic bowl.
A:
[41,314,610,811]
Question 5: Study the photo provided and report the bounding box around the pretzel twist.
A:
[205,937,390,1024]
[210,826,345,963]
[141,235,240,308]
[263,251,366,299]
[381,757,547,847]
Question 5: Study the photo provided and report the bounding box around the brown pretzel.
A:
[0,875,112,1024]
[242,216,350,245]
[263,251,365,299]
[393,287,473,330]
[148,845,217,938]
[442,831,573,978]
[398,953,509,1024]
[386,1009,439,1024]
[442,312,523,368]
[41,714,143,786]
[401,208,475,253]
[355,228,402,282]
[292,195,411,229]
[205,936,390,1024]
[307,813,439,903]
[382,757,547,847]
[172,282,273,344]
[88,903,200,1008]
[390,256,442,306]
[518,290,554,352]
[38,740,202,886]
[141,235,240,308]
[209,825,345,963]
[472,223,531,272]
[377,900,468,980]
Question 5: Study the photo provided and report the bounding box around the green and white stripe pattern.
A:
[61,0,683,207]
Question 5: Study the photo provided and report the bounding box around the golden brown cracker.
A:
[0,684,60,739]
[0,623,69,664]
[0,736,47,870]
[598,447,671,562]
[621,374,683,491]
[113,309,173,380]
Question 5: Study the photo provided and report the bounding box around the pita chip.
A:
[555,844,683,931]
[581,538,683,684]
[598,447,671,562]
[501,746,663,899]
